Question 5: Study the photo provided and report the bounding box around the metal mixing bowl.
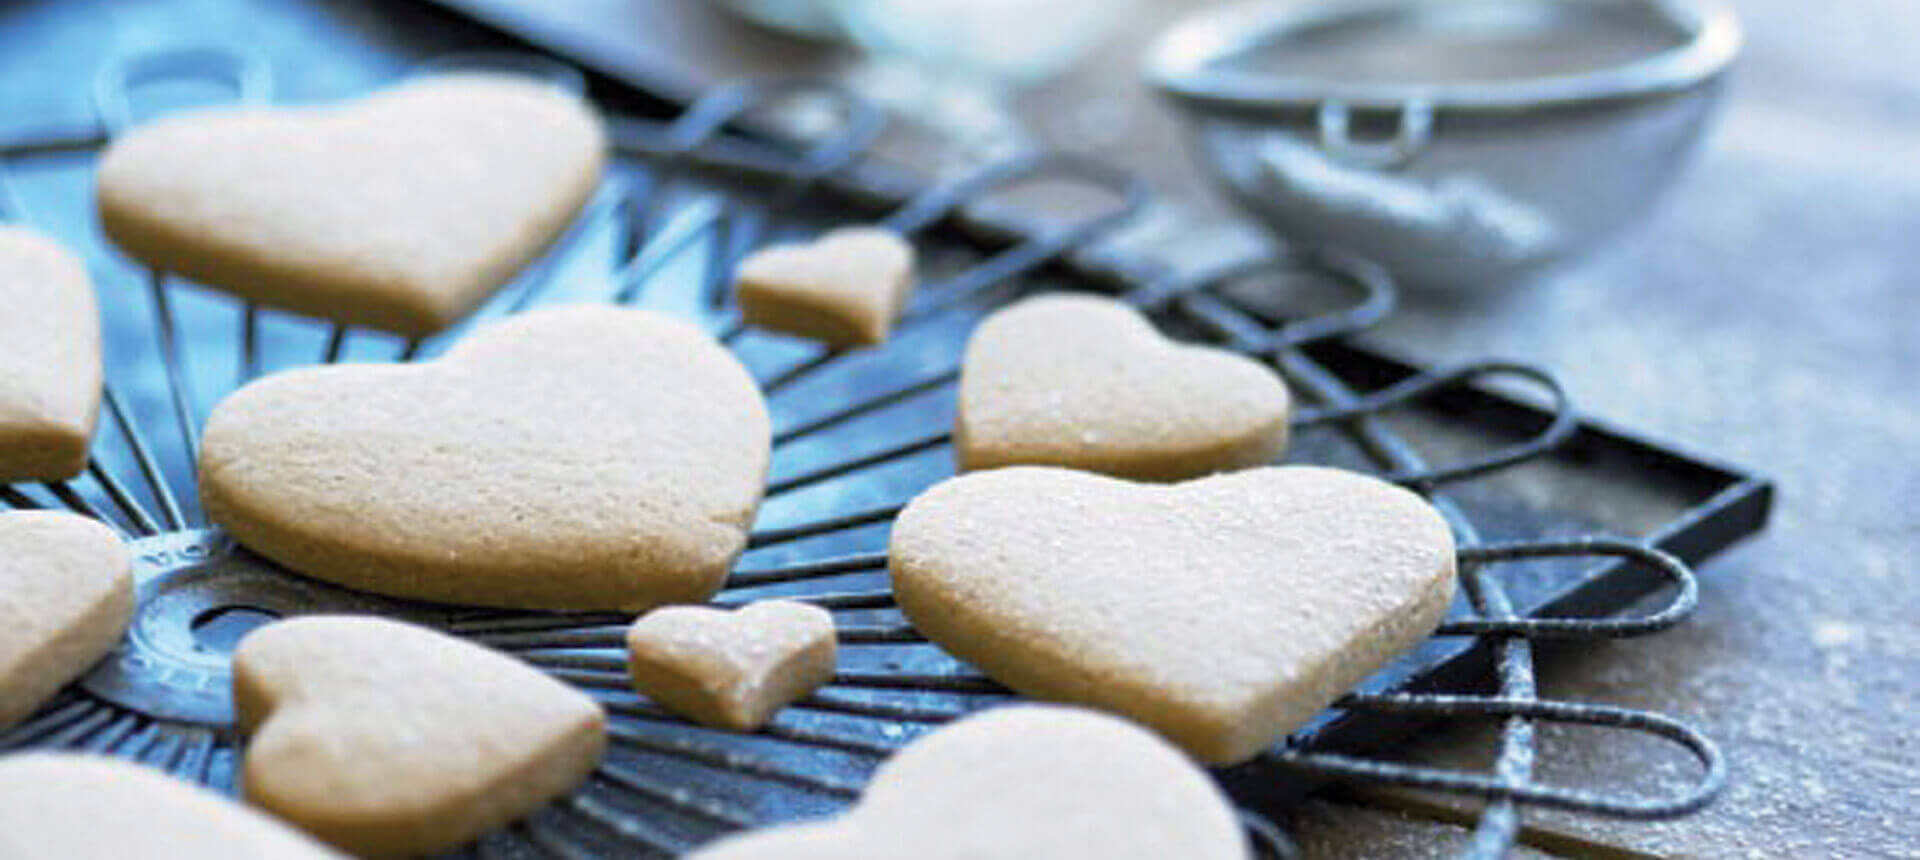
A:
[1147,0,1741,293]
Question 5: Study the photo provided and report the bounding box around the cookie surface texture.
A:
[233,615,606,857]
[0,227,102,481]
[734,227,915,347]
[889,465,1456,764]
[0,754,346,860]
[626,600,837,731]
[97,73,606,337]
[957,293,1291,481]
[199,305,770,611]
[0,511,132,730]
[690,704,1248,859]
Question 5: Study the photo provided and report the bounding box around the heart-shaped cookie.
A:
[0,754,345,860]
[889,466,1456,764]
[626,600,837,731]
[0,511,132,730]
[734,227,915,347]
[234,615,605,857]
[96,74,606,337]
[199,305,770,611]
[0,228,102,481]
[956,293,1291,481]
[691,704,1248,859]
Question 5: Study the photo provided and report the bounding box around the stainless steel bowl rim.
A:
[1146,0,1742,115]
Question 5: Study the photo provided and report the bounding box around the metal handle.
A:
[1315,98,1434,170]
[93,46,272,135]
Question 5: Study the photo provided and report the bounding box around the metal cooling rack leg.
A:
[144,271,202,462]
[0,485,40,510]
[1440,540,1700,638]
[240,302,263,383]
[87,459,161,535]
[1280,695,1726,819]
[320,323,349,365]
[1457,563,1536,854]
[1292,361,1578,489]
[104,384,186,531]
[37,480,125,538]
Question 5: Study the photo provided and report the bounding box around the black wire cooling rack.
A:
[0,46,1773,859]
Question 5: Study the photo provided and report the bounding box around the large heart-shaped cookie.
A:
[234,615,605,857]
[97,74,606,337]
[734,227,916,347]
[199,305,770,611]
[0,511,132,730]
[626,600,838,731]
[0,228,102,481]
[889,466,1456,764]
[0,754,344,859]
[957,293,1291,481]
[692,704,1247,859]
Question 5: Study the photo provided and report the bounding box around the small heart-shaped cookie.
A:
[0,511,132,730]
[957,293,1291,481]
[691,704,1248,859]
[234,615,605,857]
[97,74,606,337]
[734,227,915,347]
[0,228,102,481]
[200,305,770,611]
[0,754,344,859]
[626,600,837,731]
[890,466,1455,764]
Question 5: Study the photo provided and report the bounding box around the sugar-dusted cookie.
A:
[889,466,1456,764]
[199,305,770,611]
[626,600,837,731]
[956,293,1290,481]
[96,74,606,337]
[0,511,131,730]
[734,227,915,347]
[0,754,346,860]
[0,228,102,482]
[691,704,1248,859]
[234,615,605,857]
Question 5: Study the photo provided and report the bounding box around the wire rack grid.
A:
[0,48,1737,859]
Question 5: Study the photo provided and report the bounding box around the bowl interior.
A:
[1210,1,1686,88]
[1151,0,1741,110]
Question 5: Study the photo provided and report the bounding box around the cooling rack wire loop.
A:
[0,48,1731,859]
